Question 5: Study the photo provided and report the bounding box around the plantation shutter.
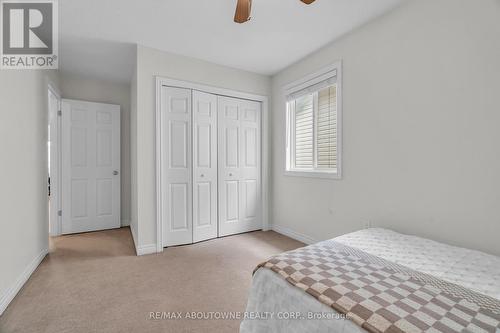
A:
[316,85,337,169]
[286,68,339,174]
[294,94,314,169]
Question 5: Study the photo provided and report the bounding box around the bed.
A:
[240,228,500,333]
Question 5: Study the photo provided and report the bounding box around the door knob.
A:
[113,170,119,175]
[229,173,233,176]
[200,174,204,178]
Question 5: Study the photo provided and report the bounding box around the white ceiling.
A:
[60,0,405,83]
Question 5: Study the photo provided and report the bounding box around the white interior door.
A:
[192,91,218,243]
[218,96,261,237]
[61,99,121,234]
[160,86,193,246]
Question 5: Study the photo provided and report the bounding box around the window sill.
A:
[284,169,341,180]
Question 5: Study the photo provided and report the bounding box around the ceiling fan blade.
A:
[234,0,252,23]
[300,0,316,4]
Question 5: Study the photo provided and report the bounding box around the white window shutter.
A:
[316,85,337,169]
[294,94,314,169]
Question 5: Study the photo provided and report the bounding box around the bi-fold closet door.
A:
[160,85,261,247]
[218,96,262,237]
[192,91,218,243]
[161,87,194,247]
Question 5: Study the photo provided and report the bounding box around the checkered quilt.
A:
[256,240,500,333]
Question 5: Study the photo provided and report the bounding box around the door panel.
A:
[71,127,87,167]
[239,101,261,231]
[170,183,189,230]
[225,181,239,222]
[244,180,257,218]
[244,127,257,167]
[192,91,218,243]
[62,100,120,234]
[225,127,239,168]
[96,129,112,166]
[196,124,211,167]
[71,179,88,218]
[96,178,113,216]
[218,96,261,237]
[161,87,193,246]
[196,182,211,226]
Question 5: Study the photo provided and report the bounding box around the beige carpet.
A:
[0,228,303,333]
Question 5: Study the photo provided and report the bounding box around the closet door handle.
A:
[229,173,233,177]
[200,174,204,178]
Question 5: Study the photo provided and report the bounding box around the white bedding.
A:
[240,228,500,333]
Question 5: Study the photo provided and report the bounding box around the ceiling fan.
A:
[234,0,317,24]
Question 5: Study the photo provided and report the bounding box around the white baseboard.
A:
[129,223,156,256]
[0,249,48,316]
[136,244,157,256]
[272,224,318,245]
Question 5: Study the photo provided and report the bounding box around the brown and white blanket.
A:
[256,240,500,333]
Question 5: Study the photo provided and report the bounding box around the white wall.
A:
[0,69,59,314]
[132,45,271,248]
[271,0,500,256]
[60,73,131,226]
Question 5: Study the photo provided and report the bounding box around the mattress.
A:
[240,228,500,333]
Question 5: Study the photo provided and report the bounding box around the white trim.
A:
[261,97,270,231]
[62,98,121,108]
[283,62,340,97]
[48,83,62,236]
[336,62,343,180]
[272,224,317,245]
[155,79,163,253]
[48,83,61,100]
[0,249,48,316]
[157,77,269,103]
[284,61,343,180]
[155,76,270,252]
[284,170,341,180]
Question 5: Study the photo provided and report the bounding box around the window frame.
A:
[284,61,342,180]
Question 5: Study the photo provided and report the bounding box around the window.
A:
[285,62,342,179]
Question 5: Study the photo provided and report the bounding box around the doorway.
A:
[155,77,270,253]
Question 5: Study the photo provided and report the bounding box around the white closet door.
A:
[161,86,193,246]
[192,91,218,243]
[218,96,261,237]
[61,100,121,234]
